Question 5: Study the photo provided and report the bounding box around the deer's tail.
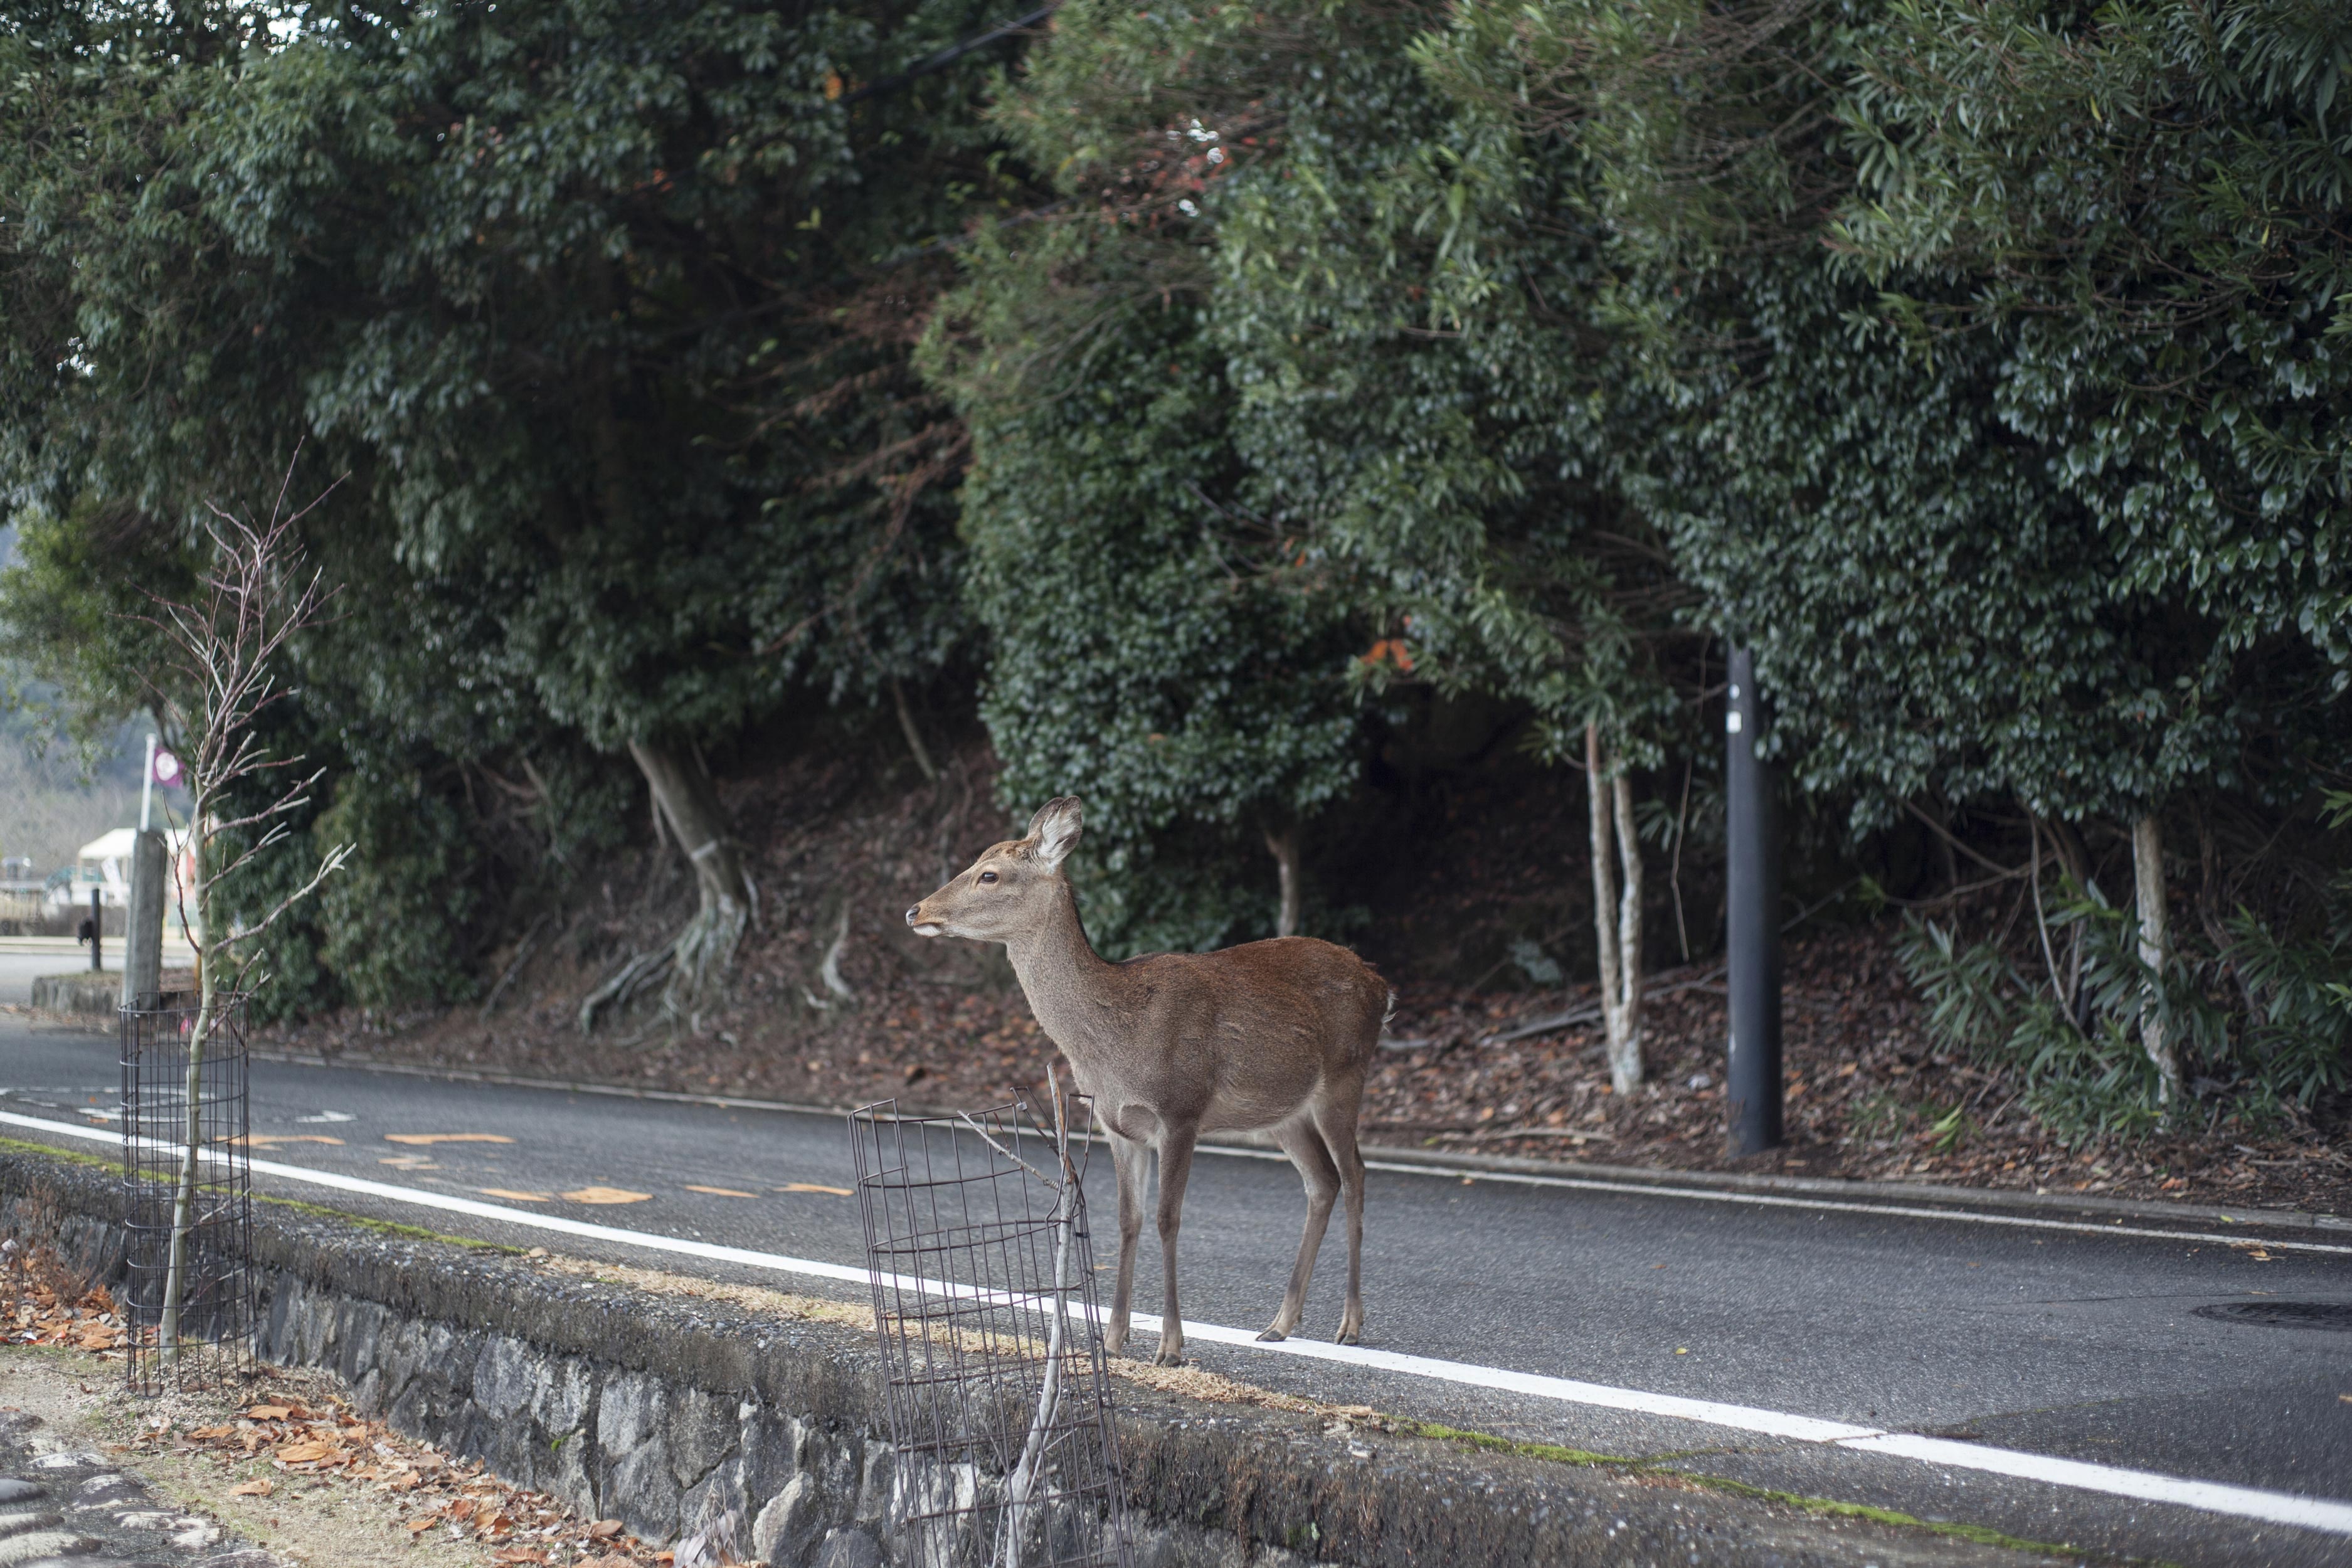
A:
[1353,963,1396,1069]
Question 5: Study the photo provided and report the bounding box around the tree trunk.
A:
[1264,824,1302,939]
[890,679,940,784]
[2040,815,2091,889]
[2132,813,2180,1106]
[1586,723,1646,1094]
[628,739,752,1008]
[2196,804,2260,1018]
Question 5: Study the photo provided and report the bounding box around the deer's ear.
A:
[1025,797,1083,872]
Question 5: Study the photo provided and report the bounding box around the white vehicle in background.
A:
[43,827,196,916]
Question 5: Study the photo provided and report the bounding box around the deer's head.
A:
[905,796,1083,943]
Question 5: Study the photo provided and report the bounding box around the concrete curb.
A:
[0,1143,2059,1568]
[241,1044,2348,1236]
[26,973,120,1019]
[1337,1142,2352,1234]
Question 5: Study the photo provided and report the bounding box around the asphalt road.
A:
[4,1015,2350,1565]
[0,951,80,1006]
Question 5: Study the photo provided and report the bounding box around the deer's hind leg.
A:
[1258,1116,1342,1343]
[1310,1081,1369,1345]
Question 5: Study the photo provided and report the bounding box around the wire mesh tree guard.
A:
[850,1080,1134,1568]
[119,988,257,1394]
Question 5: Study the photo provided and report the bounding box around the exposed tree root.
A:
[576,890,751,1037]
[667,891,751,1013]
[578,936,680,1034]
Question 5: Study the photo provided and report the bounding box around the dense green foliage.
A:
[933,243,1370,950]
[1,0,1023,1007]
[3,0,2347,1133]
[1415,0,2351,827]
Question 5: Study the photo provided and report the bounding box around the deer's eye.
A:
[978,871,999,884]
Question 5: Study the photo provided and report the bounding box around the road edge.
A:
[227,1040,2347,1236]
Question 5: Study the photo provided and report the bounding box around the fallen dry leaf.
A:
[6,1237,638,1565]
[588,1519,625,1539]
[274,1440,339,1464]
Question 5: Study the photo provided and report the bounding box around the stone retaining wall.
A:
[0,1145,2036,1568]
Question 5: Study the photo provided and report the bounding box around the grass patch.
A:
[1390,1417,1641,1468]
[253,1194,526,1254]
[0,1133,119,1172]
[1678,1471,2095,1558]
[3,1133,519,1254]
[1394,1414,2110,1561]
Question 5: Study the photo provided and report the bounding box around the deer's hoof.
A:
[1153,1345,1185,1367]
[1334,1323,1362,1346]
[1255,1327,1288,1343]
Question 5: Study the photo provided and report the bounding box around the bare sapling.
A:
[956,1066,1079,1568]
[1586,722,1646,1094]
[137,463,352,1358]
[909,797,1387,1367]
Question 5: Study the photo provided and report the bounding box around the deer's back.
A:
[1125,936,1387,1078]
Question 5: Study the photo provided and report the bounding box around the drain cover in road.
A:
[2192,1300,2352,1331]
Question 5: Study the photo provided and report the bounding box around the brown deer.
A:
[906,797,1386,1365]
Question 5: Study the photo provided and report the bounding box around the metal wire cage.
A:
[850,1094,1133,1568]
[120,990,257,1394]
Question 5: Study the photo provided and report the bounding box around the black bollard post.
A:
[1725,647,1783,1156]
[90,886,103,973]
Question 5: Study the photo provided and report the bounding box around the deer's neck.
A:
[1004,880,1126,1064]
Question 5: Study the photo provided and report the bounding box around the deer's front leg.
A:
[1151,1125,1200,1366]
[1104,1130,1148,1359]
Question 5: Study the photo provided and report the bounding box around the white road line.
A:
[0,1107,870,1290]
[5,1109,2349,1536]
